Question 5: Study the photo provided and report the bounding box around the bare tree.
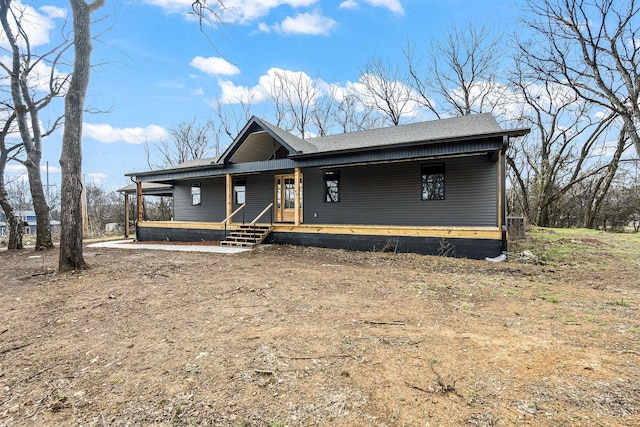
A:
[357,56,412,126]
[506,71,620,226]
[332,88,383,133]
[583,127,633,227]
[0,0,70,249]
[211,95,253,152]
[84,180,121,234]
[266,69,320,138]
[58,0,105,272]
[522,0,640,156]
[405,23,506,118]
[310,87,337,137]
[0,111,23,249]
[146,117,213,169]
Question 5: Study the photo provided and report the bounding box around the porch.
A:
[136,220,504,258]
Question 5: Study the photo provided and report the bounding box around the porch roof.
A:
[117,182,174,196]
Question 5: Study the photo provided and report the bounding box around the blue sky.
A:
[2,0,523,193]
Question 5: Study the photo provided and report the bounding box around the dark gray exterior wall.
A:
[244,171,277,222]
[171,155,497,227]
[172,173,278,223]
[173,177,226,221]
[302,155,498,227]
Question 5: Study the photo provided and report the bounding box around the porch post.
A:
[136,181,143,223]
[294,167,301,226]
[226,173,233,225]
[500,137,508,253]
[124,192,130,238]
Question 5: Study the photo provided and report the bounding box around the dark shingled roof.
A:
[128,113,528,177]
[304,113,504,154]
[253,117,317,154]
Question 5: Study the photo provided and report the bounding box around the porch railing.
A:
[221,203,245,239]
[248,203,274,244]
[250,202,273,225]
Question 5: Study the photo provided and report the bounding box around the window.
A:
[234,178,246,204]
[191,183,201,206]
[324,171,340,203]
[421,164,445,200]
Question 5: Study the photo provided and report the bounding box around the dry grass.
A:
[0,228,639,426]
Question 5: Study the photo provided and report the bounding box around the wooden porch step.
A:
[220,225,273,248]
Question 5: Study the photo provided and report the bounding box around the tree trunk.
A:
[25,159,53,249]
[584,128,628,229]
[0,199,20,250]
[0,0,53,249]
[0,122,20,250]
[58,0,104,271]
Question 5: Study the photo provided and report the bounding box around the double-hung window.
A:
[324,171,340,203]
[191,183,201,206]
[421,164,445,200]
[234,178,246,204]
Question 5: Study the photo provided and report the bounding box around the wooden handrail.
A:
[250,203,274,224]
[220,203,245,224]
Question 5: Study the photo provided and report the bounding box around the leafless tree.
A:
[357,56,412,126]
[310,87,337,137]
[0,0,71,250]
[266,69,320,138]
[211,95,253,151]
[57,1,226,271]
[506,68,620,227]
[521,0,640,156]
[0,111,23,249]
[145,117,213,169]
[583,126,633,227]
[58,0,105,272]
[405,23,506,119]
[332,88,383,133]
[84,180,121,234]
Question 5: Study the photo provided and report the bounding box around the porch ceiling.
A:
[229,131,282,163]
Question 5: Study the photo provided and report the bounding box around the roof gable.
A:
[218,116,315,164]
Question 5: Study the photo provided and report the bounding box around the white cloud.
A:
[5,164,26,175]
[362,0,404,14]
[83,123,169,144]
[190,56,241,76]
[273,11,337,35]
[219,68,329,105]
[338,0,404,14]
[41,164,60,174]
[258,22,272,33]
[218,80,268,104]
[0,1,67,49]
[143,0,319,24]
[86,172,109,184]
[339,0,359,10]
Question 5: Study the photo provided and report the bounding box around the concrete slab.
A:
[87,239,251,254]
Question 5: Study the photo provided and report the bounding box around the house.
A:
[0,210,60,236]
[125,114,529,259]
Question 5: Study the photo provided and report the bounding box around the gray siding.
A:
[244,172,276,222]
[172,156,497,227]
[173,177,226,221]
[173,174,278,223]
[303,156,498,227]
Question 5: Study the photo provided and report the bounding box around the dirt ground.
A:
[1,231,639,426]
